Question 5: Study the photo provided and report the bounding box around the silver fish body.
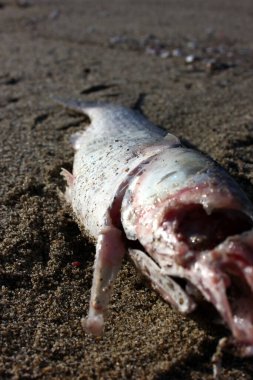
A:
[59,99,253,352]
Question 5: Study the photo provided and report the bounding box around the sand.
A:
[1,0,253,379]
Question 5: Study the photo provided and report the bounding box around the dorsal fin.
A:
[164,132,181,147]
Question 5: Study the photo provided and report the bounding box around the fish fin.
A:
[133,142,167,157]
[61,168,74,186]
[163,132,181,147]
[82,225,126,336]
[52,96,165,137]
[60,168,75,202]
[129,249,196,313]
[134,136,181,157]
[51,96,102,116]
[70,132,83,150]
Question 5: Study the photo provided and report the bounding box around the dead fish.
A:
[57,98,253,353]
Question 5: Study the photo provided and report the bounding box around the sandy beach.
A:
[1,0,253,378]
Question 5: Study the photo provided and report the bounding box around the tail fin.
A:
[51,95,103,117]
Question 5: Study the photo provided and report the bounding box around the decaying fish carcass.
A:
[57,98,253,355]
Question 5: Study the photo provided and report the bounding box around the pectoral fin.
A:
[83,225,126,335]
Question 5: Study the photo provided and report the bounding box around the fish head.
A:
[134,177,253,349]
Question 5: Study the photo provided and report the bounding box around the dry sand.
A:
[1,0,253,379]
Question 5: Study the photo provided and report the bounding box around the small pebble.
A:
[160,50,170,59]
[172,48,183,57]
[71,261,81,267]
[185,55,198,64]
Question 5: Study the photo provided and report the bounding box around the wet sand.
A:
[1,0,253,379]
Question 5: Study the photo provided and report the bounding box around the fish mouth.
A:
[174,204,252,252]
[160,203,253,347]
[134,176,253,347]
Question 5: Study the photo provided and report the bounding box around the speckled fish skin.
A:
[58,99,253,353]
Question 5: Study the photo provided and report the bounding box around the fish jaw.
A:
[127,176,253,347]
[190,233,253,346]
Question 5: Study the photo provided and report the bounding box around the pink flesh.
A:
[134,182,253,349]
[210,235,253,344]
[171,212,253,347]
